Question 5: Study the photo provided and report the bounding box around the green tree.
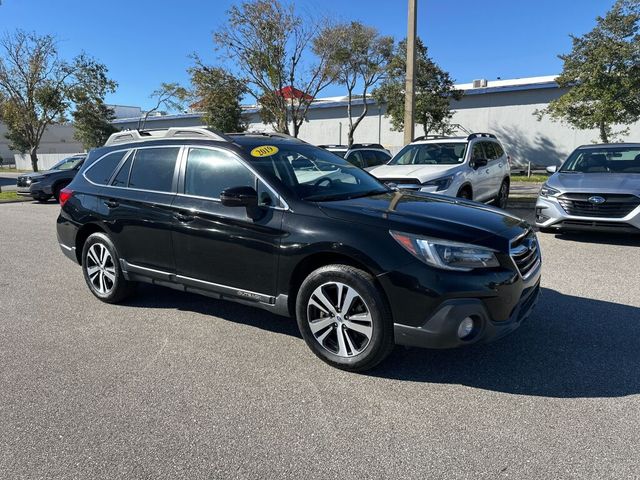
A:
[72,100,117,149]
[139,82,189,130]
[214,0,335,137]
[188,56,246,132]
[314,22,393,147]
[0,30,116,171]
[536,0,640,143]
[373,38,462,138]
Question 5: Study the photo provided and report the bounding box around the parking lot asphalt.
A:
[1,201,639,479]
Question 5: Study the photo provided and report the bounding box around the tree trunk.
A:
[30,148,39,172]
[599,121,609,143]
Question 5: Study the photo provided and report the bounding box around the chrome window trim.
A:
[181,144,290,211]
[82,148,133,186]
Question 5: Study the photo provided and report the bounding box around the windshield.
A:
[389,142,467,166]
[247,143,389,201]
[560,147,640,173]
[50,156,84,171]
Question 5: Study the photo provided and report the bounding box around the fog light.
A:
[457,317,475,339]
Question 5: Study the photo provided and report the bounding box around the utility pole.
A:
[403,0,417,145]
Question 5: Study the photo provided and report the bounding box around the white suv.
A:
[369,133,511,208]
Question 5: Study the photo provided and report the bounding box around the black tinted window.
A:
[345,151,365,168]
[370,150,390,167]
[493,143,505,158]
[128,147,179,192]
[112,154,132,187]
[185,148,255,199]
[86,151,128,185]
[472,143,486,160]
[483,142,498,160]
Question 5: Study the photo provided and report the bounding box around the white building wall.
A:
[0,123,84,166]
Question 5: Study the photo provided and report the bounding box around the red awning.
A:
[275,86,313,101]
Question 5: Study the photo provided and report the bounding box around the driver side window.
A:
[184,148,255,199]
[472,143,486,161]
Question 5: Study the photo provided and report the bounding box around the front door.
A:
[469,142,492,201]
[171,146,284,298]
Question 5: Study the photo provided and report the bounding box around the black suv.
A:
[17,154,86,202]
[57,128,541,371]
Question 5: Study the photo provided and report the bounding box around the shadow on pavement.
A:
[124,284,301,338]
[126,285,640,398]
[369,288,640,398]
[546,231,640,247]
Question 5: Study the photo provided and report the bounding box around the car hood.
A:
[318,190,529,252]
[369,164,461,182]
[547,172,640,194]
[20,169,64,179]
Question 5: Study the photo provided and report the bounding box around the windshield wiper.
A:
[304,188,388,202]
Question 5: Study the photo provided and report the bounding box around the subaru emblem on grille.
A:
[588,196,606,204]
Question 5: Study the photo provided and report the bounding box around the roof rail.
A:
[467,132,497,140]
[104,127,231,146]
[351,143,385,149]
[412,135,451,141]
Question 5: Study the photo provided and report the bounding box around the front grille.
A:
[557,193,640,218]
[510,230,540,279]
[379,178,421,187]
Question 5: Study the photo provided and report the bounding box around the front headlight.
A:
[539,184,560,197]
[29,176,46,183]
[422,175,454,191]
[390,231,500,271]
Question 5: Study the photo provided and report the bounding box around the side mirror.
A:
[546,166,557,174]
[472,158,488,169]
[220,186,258,208]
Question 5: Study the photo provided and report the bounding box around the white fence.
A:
[14,152,85,171]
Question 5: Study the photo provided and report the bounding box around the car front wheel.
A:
[82,232,136,303]
[296,264,394,372]
[495,180,509,209]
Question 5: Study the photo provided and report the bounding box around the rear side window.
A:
[128,147,180,192]
[112,154,133,187]
[184,148,255,199]
[85,151,128,185]
[493,143,505,158]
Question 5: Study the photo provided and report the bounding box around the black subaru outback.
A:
[56,128,541,371]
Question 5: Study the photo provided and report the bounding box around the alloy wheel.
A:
[86,243,116,295]
[307,282,373,358]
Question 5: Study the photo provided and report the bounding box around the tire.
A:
[456,186,472,200]
[495,180,509,209]
[538,227,557,234]
[81,232,136,303]
[295,264,394,372]
[33,195,52,203]
[52,182,69,202]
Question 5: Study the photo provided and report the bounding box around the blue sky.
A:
[0,0,616,110]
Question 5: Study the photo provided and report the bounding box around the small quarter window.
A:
[85,151,128,185]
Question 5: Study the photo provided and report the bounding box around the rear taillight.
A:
[59,187,73,207]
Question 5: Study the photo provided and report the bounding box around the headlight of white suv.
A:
[539,184,560,197]
[390,231,500,271]
[422,175,454,191]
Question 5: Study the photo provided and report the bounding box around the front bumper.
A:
[535,195,640,233]
[16,187,32,196]
[379,248,542,349]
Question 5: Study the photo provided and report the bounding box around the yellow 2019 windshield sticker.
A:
[251,145,279,157]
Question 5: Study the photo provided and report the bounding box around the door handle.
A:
[485,169,490,174]
[175,212,195,223]
[103,199,119,209]
[498,163,504,168]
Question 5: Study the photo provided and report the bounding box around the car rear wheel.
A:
[33,195,52,203]
[82,232,136,303]
[52,182,69,202]
[296,264,394,372]
[495,180,509,209]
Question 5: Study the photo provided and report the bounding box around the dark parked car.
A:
[57,128,541,371]
[17,154,86,202]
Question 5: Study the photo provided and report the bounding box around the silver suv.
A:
[536,143,640,234]
[369,133,511,208]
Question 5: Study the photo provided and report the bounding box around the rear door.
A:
[96,146,180,272]
[171,146,284,297]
